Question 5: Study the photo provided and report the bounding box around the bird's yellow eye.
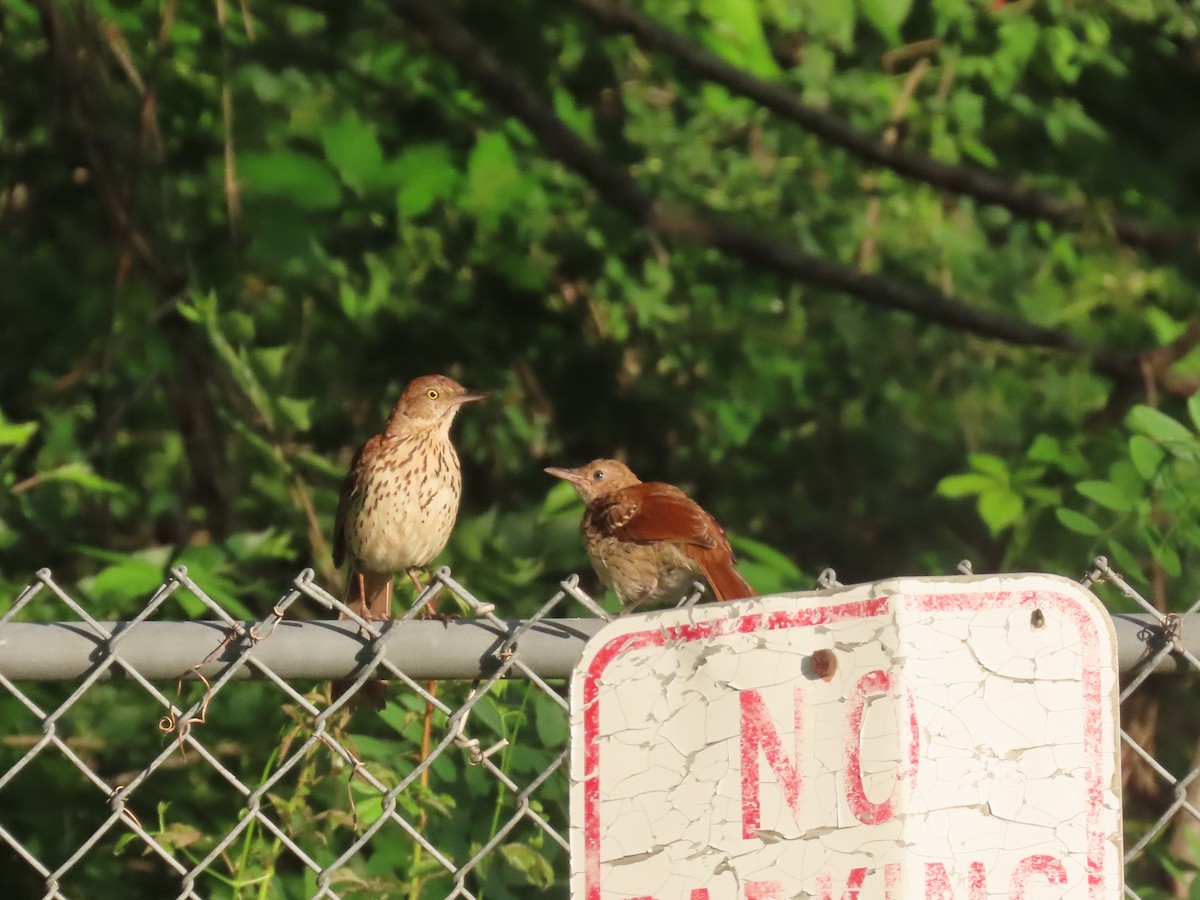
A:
[426,389,439,400]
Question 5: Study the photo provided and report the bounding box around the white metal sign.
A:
[570,574,1122,900]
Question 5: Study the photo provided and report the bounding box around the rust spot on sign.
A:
[810,648,837,681]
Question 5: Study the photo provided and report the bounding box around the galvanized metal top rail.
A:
[0,613,1190,681]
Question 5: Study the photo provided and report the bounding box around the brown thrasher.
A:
[332,374,487,707]
[546,458,754,610]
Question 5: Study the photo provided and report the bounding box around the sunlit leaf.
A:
[935,473,995,498]
[465,131,522,219]
[1152,542,1182,578]
[239,150,341,210]
[1055,508,1101,536]
[1127,405,1195,448]
[967,453,1008,478]
[0,417,37,448]
[1075,479,1136,512]
[321,109,384,192]
[393,142,462,217]
[1127,435,1164,481]
[37,462,125,494]
[500,842,555,889]
[859,0,914,45]
[977,488,1023,534]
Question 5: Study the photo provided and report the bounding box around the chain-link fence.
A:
[0,559,1196,899]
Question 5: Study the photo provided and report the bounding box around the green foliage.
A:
[936,445,1063,549]
[1045,404,1200,590]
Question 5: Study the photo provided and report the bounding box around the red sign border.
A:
[576,586,1117,900]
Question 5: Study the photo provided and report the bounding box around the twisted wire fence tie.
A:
[817,567,841,589]
[157,668,214,760]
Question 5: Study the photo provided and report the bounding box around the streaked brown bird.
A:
[546,459,754,610]
[332,374,488,707]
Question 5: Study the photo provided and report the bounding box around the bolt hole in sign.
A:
[569,575,1122,900]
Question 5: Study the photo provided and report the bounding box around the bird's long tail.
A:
[690,548,755,602]
[332,569,392,710]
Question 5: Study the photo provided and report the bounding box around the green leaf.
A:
[499,843,555,889]
[1106,539,1143,582]
[239,150,341,210]
[1188,393,1200,434]
[993,17,1039,94]
[1026,433,1085,475]
[967,453,1008,478]
[320,110,384,192]
[730,535,804,581]
[1152,542,1182,578]
[553,87,595,140]
[533,691,568,747]
[1045,25,1082,84]
[699,0,780,77]
[39,462,125,494]
[1056,508,1102,536]
[542,480,582,517]
[1128,434,1164,481]
[0,517,17,551]
[0,416,37,448]
[1023,485,1061,506]
[469,697,506,736]
[88,558,167,608]
[393,142,462,217]
[253,346,290,381]
[1025,434,1062,464]
[796,0,856,49]
[276,396,313,431]
[935,473,995,498]
[465,131,522,219]
[977,488,1023,534]
[1076,479,1136,512]
[859,0,913,45]
[1126,405,1194,446]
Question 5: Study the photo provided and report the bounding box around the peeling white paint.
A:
[570,574,1122,900]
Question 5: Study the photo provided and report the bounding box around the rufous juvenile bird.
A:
[546,459,754,611]
[332,374,487,707]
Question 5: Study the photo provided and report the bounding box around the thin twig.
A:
[386,0,1146,386]
[214,0,241,230]
[571,0,1196,260]
[858,57,931,272]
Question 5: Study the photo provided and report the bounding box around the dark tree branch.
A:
[388,0,1141,382]
[573,0,1197,261]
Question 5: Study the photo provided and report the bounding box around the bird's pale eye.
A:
[426,389,440,400]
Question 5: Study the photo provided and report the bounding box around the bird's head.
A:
[544,458,641,502]
[389,374,489,430]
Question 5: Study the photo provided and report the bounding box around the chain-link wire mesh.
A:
[0,559,1196,898]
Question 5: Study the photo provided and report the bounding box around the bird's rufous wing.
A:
[595,483,724,550]
[596,483,753,601]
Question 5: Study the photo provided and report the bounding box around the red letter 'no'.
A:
[740,688,803,839]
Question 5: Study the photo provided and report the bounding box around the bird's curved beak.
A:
[544,466,583,485]
[454,389,491,406]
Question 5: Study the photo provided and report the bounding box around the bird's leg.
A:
[620,577,660,616]
[407,567,425,595]
[355,571,367,619]
[380,577,393,621]
[409,566,458,624]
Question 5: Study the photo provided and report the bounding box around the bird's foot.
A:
[420,603,459,627]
